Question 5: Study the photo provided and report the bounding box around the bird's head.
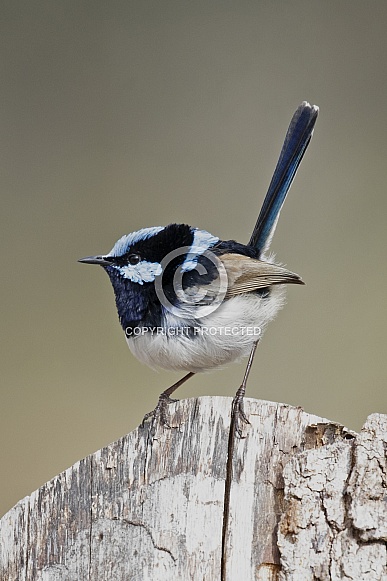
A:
[79,224,221,332]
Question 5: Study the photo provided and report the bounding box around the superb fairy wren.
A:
[79,101,318,431]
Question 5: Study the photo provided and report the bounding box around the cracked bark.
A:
[277,414,387,580]
[0,398,386,580]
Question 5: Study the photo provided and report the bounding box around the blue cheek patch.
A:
[114,260,162,285]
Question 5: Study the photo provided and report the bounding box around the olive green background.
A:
[2,1,387,517]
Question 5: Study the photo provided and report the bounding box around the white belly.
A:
[126,288,286,373]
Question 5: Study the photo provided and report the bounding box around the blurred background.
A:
[1,1,387,517]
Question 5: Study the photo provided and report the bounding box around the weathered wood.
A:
[278,414,387,580]
[0,397,386,580]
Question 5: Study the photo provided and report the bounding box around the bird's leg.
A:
[141,372,195,428]
[232,340,259,437]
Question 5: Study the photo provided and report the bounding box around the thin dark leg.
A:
[232,339,259,436]
[141,372,195,428]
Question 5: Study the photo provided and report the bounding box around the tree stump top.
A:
[1,397,386,580]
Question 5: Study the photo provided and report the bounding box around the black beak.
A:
[78,255,113,266]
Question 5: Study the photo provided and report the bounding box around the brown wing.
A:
[219,253,304,298]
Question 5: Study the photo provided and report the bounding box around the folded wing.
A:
[220,253,304,298]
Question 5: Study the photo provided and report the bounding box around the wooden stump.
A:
[1,397,386,580]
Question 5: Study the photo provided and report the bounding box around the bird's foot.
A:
[141,393,179,430]
[140,372,194,431]
[231,385,250,438]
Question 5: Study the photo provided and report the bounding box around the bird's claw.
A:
[141,394,179,430]
[232,386,250,438]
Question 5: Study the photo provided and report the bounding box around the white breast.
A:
[125,286,286,373]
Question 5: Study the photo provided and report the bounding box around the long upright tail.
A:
[249,101,319,257]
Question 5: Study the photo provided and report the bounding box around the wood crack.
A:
[88,457,93,581]
[221,403,238,581]
[120,518,177,562]
[25,497,31,579]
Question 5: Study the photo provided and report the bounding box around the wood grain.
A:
[1,397,385,580]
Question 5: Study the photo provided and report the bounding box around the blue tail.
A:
[249,101,319,256]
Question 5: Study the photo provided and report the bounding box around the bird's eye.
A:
[128,253,141,265]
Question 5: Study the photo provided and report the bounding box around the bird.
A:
[79,101,318,432]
